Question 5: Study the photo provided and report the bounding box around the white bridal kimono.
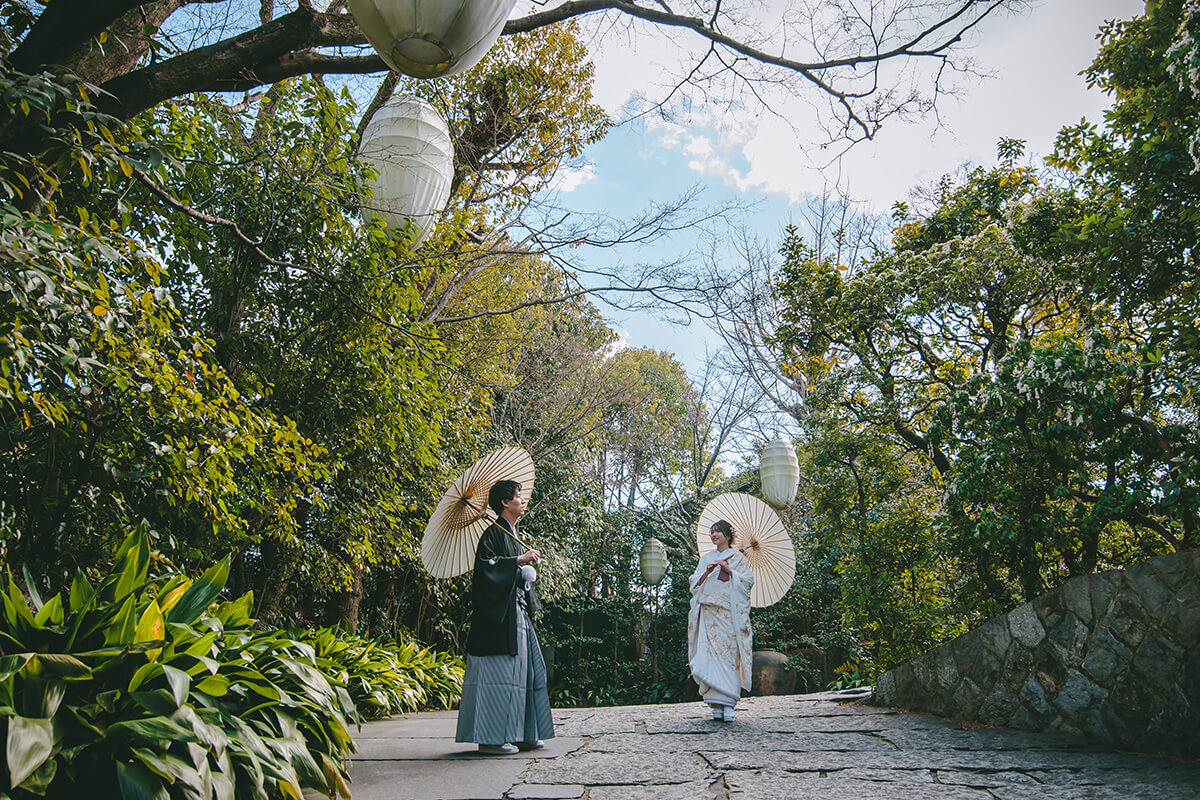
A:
[687,548,754,708]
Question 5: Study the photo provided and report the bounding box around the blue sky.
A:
[537,0,1146,373]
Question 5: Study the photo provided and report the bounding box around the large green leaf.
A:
[128,662,162,692]
[21,676,65,718]
[116,760,169,800]
[210,771,235,800]
[194,674,230,697]
[19,756,56,795]
[105,595,138,646]
[3,576,33,629]
[131,748,204,793]
[188,708,230,755]
[108,716,198,744]
[36,653,92,679]
[165,558,228,625]
[161,665,190,708]
[108,531,152,603]
[134,599,165,652]
[0,654,33,683]
[32,593,62,627]
[20,567,43,613]
[69,571,96,613]
[130,689,180,716]
[6,715,53,789]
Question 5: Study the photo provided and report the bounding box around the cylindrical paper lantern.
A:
[347,0,518,79]
[760,435,799,509]
[639,537,668,586]
[358,95,453,246]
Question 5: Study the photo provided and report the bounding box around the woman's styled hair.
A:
[488,480,523,516]
[711,519,733,544]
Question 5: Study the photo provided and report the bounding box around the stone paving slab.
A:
[582,730,897,753]
[344,690,1200,799]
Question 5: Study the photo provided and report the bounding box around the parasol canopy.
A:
[696,492,796,607]
[421,446,535,578]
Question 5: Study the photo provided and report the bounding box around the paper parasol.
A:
[696,492,796,607]
[421,446,535,578]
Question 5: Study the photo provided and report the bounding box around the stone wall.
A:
[871,550,1200,757]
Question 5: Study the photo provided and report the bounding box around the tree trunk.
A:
[330,562,364,632]
[254,538,296,625]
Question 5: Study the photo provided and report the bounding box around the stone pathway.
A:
[341,690,1200,800]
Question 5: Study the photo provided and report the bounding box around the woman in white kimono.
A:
[687,519,754,721]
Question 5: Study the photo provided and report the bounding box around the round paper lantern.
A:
[639,537,668,586]
[760,435,799,509]
[358,95,453,246]
[347,0,518,79]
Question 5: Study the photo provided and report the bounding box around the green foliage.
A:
[933,331,1198,585]
[1050,0,1200,303]
[408,21,610,217]
[1049,0,1200,382]
[0,530,356,800]
[828,659,872,690]
[0,66,325,579]
[297,627,463,719]
[769,127,1196,666]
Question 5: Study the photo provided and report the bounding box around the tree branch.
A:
[97,7,376,120]
[10,0,150,74]
[131,166,335,280]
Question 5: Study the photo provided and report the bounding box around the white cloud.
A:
[574,0,1144,212]
[600,327,634,358]
[548,164,597,193]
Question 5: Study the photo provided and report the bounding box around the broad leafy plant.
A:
[298,628,463,720]
[0,531,355,799]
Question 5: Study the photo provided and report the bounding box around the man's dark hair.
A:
[489,480,522,516]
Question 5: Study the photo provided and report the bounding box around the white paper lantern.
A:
[760,436,799,509]
[639,537,668,586]
[358,95,453,246]
[348,0,518,79]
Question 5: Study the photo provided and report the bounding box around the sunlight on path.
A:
[336,690,1200,800]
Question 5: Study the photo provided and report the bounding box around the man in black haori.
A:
[455,479,555,754]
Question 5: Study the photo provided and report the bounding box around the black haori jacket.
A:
[465,520,541,657]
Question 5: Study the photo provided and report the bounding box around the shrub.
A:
[0,531,356,799]
[297,627,463,720]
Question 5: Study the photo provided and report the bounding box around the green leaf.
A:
[156,578,190,616]
[161,665,190,707]
[3,576,33,627]
[19,756,56,795]
[97,689,121,712]
[194,674,229,697]
[36,653,91,679]
[165,557,228,624]
[0,654,33,683]
[116,760,169,800]
[130,689,179,716]
[69,571,96,613]
[134,599,165,647]
[21,674,65,718]
[32,594,62,627]
[110,531,151,602]
[108,716,197,744]
[131,747,203,791]
[105,595,138,646]
[6,715,53,789]
[210,771,235,800]
[20,568,43,613]
[183,632,218,658]
[128,662,161,692]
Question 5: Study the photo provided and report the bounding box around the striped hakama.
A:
[456,596,555,746]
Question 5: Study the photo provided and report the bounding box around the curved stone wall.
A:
[871,550,1200,757]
